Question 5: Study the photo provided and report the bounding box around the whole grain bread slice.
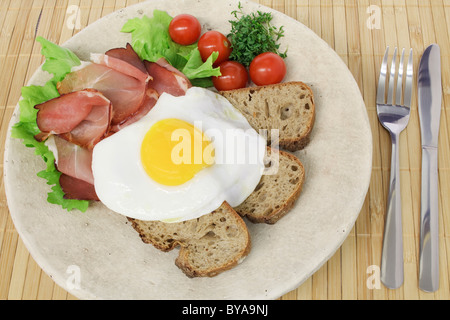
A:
[220,81,315,151]
[234,147,305,224]
[128,202,251,278]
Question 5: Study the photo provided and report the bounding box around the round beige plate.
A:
[4,0,372,299]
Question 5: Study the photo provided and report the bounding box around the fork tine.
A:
[377,47,390,105]
[395,48,406,105]
[387,47,398,105]
[403,49,413,108]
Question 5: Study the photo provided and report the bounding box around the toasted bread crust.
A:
[175,203,251,278]
[128,202,251,278]
[220,81,315,152]
[234,148,305,224]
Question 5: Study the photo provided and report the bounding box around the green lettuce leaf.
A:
[11,38,89,212]
[36,36,81,82]
[121,10,220,87]
[182,49,220,79]
[121,14,172,63]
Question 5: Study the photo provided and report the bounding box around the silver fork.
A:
[377,46,413,289]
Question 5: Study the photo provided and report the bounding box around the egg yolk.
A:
[141,118,215,186]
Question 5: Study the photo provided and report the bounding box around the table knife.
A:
[418,44,442,292]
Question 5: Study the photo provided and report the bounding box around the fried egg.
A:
[92,87,266,222]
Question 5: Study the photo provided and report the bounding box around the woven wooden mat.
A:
[0,0,449,300]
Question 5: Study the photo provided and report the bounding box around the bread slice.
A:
[128,202,251,278]
[234,147,305,224]
[220,81,315,152]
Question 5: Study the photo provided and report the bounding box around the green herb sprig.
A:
[227,2,287,67]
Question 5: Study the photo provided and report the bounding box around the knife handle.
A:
[419,146,439,292]
[380,132,404,289]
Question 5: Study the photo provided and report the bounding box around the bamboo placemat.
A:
[0,0,449,300]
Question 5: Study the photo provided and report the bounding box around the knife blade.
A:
[418,44,442,292]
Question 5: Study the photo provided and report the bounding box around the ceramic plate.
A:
[4,0,372,299]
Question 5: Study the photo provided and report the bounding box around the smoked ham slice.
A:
[155,57,191,83]
[60,174,99,201]
[145,60,191,97]
[35,89,112,149]
[91,43,150,84]
[104,43,149,80]
[110,87,159,132]
[46,135,99,201]
[57,63,146,126]
[47,135,95,185]
[91,53,150,83]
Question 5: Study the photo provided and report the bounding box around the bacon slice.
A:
[145,60,192,97]
[58,63,146,126]
[35,89,112,149]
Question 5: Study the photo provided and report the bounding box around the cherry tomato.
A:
[198,31,232,66]
[169,14,201,45]
[249,52,286,86]
[212,61,248,91]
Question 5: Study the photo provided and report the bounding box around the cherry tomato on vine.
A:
[249,52,286,86]
[198,31,232,66]
[212,61,248,91]
[169,14,202,45]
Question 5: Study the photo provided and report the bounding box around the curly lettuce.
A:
[11,37,89,212]
[121,10,221,87]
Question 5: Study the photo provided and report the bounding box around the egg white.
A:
[92,87,266,222]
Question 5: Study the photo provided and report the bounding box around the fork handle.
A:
[380,132,404,289]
